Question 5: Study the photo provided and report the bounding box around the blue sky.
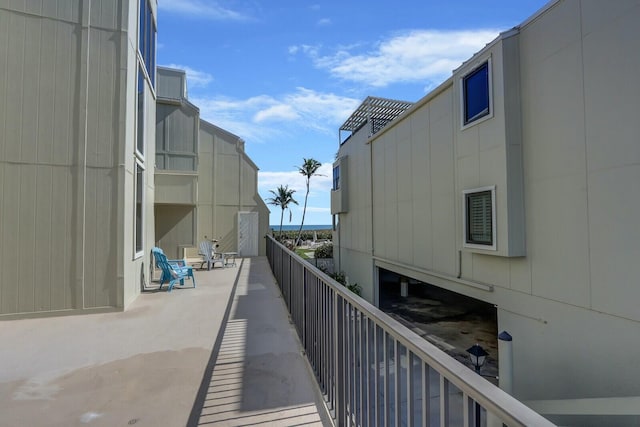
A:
[156,0,548,226]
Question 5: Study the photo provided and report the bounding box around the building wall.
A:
[155,101,198,171]
[332,130,375,301]
[198,121,269,256]
[0,0,156,317]
[335,0,640,403]
[154,69,199,258]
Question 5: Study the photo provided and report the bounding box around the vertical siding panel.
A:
[83,26,100,308]
[1,165,20,313]
[6,12,25,162]
[7,1,26,13]
[84,169,96,307]
[17,165,36,313]
[53,19,75,166]
[50,168,71,310]
[24,0,41,15]
[0,8,8,158]
[98,167,117,306]
[85,24,118,308]
[21,15,41,162]
[56,1,78,23]
[34,165,53,311]
[0,163,4,310]
[37,18,56,164]
[42,0,57,18]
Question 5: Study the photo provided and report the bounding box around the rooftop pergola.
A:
[339,96,414,143]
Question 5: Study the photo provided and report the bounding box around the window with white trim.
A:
[332,164,340,190]
[138,0,156,88]
[135,160,144,256]
[136,67,145,157]
[462,61,490,126]
[463,186,496,249]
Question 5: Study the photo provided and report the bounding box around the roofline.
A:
[369,1,562,144]
[198,119,260,171]
[199,118,242,143]
[367,76,454,144]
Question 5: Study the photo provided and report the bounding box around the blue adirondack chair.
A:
[151,247,196,291]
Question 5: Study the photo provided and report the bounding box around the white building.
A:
[332,0,640,422]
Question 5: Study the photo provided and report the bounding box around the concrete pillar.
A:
[400,278,408,297]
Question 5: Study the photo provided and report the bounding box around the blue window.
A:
[138,0,156,88]
[332,165,340,190]
[463,62,489,125]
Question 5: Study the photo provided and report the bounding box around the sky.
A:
[156,0,549,226]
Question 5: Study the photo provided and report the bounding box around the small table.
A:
[222,252,237,267]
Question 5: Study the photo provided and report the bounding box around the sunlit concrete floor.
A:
[0,257,331,427]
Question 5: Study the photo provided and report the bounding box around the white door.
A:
[238,212,259,256]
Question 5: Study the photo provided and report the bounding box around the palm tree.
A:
[295,158,322,247]
[266,185,298,240]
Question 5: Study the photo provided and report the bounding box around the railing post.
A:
[334,292,345,426]
[302,267,307,351]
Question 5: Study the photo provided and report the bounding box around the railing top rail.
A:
[266,235,555,427]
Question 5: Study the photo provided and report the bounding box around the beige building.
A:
[0,1,157,318]
[0,5,267,320]
[332,0,640,422]
[154,67,269,260]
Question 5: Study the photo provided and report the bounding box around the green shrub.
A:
[347,283,362,296]
[328,271,345,285]
[327,271,361,296]
[269,229,333,243]
[314,243,333,259]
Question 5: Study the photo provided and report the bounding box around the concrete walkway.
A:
[0,257,330,427]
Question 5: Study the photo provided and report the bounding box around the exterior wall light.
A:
[467,343,489,426]
[467,343,488,373]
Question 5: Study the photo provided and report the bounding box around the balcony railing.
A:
[266,236,555,427]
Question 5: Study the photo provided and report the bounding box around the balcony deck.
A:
[0,257,330,426]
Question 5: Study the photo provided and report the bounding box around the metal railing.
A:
[266,236,555,427]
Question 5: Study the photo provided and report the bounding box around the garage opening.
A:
[378,268,498,381]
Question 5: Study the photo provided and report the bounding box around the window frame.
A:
[462,185,497,251]
[332,164,340,190]
[135,65,145,160]
[460,58,493,129]
[134,159,145,259]
[138,0,156,89]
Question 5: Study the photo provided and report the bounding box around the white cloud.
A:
[158,0,249,21]
[192,88,359,143]
[254,104,299,123]
[317,18,331,26]
[163,64,214,88]
[305,29,499,88]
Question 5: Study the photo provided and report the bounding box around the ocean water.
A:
[270,224,332,231]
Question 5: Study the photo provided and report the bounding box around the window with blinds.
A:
[463,186,496,249]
